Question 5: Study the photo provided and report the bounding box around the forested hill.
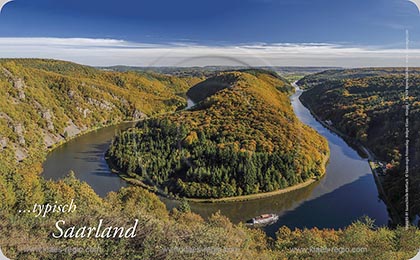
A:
[0,59,202,172]
[186,69,293,103]
[108,70,329,199]
[297,68,420,223]
[297,68,420,89]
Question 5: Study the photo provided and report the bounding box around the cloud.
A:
[0,37,419,67]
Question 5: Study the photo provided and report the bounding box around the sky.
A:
[0,0,420,67]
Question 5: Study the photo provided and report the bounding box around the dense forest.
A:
[108,70,329,199]
[0,60,419,259]
[298,68,420,225]
[0,58,202,171]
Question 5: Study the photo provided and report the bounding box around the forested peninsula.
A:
[108,70,329,199]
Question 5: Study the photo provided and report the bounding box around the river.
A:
[42,92,389,236]
[42,123,135,197]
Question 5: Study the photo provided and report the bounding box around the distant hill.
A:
[297,68,420,89]
[186,73,237,103]
[99,65,337,81]
[108,70,329,199]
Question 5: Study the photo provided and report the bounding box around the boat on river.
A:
[246,213,279,226]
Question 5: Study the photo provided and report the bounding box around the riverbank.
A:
[185,177,320,203]
[106,152,327,203]
[295,82,402,225]
[105,155,160,193]
[368,160,402,224]
[45,119,139,154]
[43,101,192,156]
[185,152,329,203]
[299,102,370,159]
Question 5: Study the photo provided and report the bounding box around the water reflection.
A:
[264,175,389,237]
[187,180,319,223]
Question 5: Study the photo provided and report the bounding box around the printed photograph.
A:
[0,0,420,259]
